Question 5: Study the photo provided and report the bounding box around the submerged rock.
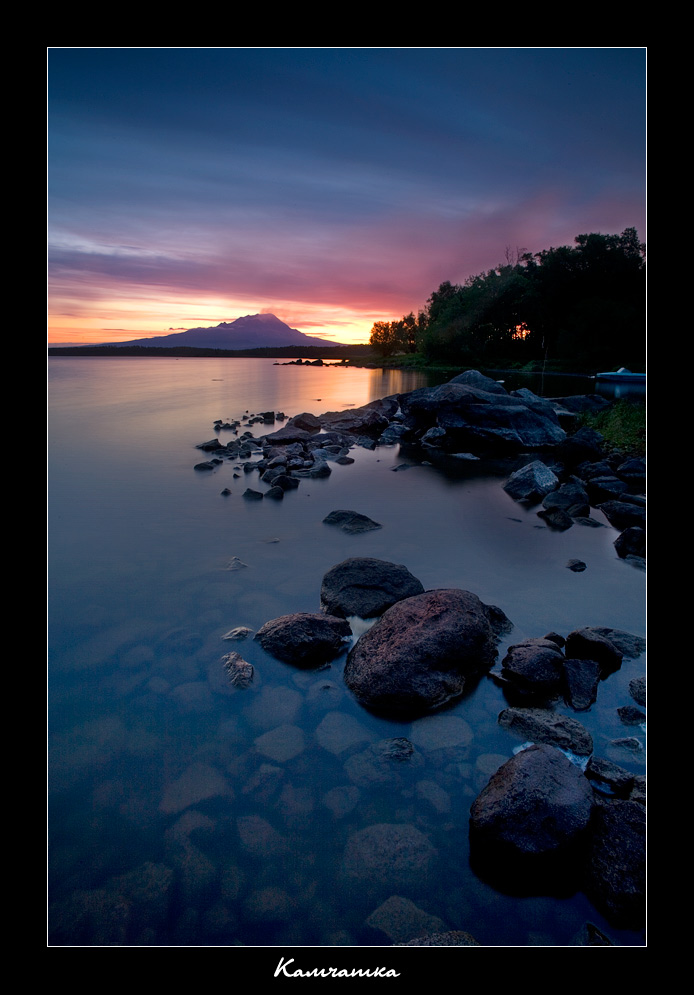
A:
[344,589,507,717]
[322,510,382,534]
[583,799,646,927]
[320,557,424,619]
[342,823,437,888]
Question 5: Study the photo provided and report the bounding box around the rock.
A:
[583,800,645,927]
[542,482,590,517]
[159,763,231,815]
[399,377,566,449]
[498,707,593,756]
[222,652,254,689]
[344,589,506,717]
[565,627,623,674]
[314,711,375,755]
[614,526,646,559]
[536,507,574,530]
[254,724,306,762]
[398,930,480,946]
[566,559,587,572]
[342,823,437,888]
[584,756,635,799]
[365,895,446,944]
[242,488,264,501]
[320,557,425,619]
[221,626,253,641]
[255,613,352,668]
[286,412,321,432]
[618,705,646,725]
[193,461,216,471]
[501,638,566,696]
[586,627,645,658]
[220,487,232,496]
[343,738,424,787]
[563,658,601,711]
[470,744,593,856]
[629,676,646,706]
[196,438,225,451]
[503,461,559,503]
[597,500,646,530]
[226,556,248,571]
[322,510,382,534]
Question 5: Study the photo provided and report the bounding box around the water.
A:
[48,358,646,947]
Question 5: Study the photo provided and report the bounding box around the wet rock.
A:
[242,488,264,500]
[597,500,646,530]
[583,800,645,927]
[587,627,645,659]
[542,482,590,517]
[501,638,566,696]
[365,895,446,944]
[618,705,646,725]
[342,823,437,888]
[565,627,623,674]
[194,461,216,471]
[584,756,635,799]
[344,589,506,717]
[614,526,646,560]
[563,658,601,711]
[287,412,321,432]
[196,438,225,452]
[470,744,593,856]
[222,626,253,641]
[503,461,559,503]
[255,613,351,668]
[537,507,574,530]
[498,707,593,756]
[264,485,284,500]
[322,509,382,534]
[226,556,249,571]
[566,559,587,572]
[320,557,424,619]
[222,651,254,689]
[629,676,646,706]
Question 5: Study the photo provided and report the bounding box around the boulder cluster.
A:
[241,553,645,931]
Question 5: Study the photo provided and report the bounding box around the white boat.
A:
[595,367,646,384]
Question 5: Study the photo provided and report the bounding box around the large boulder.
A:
[469,744,593,856]
[398,374,566,449]
[582,800,646,927]
[344,589,508,717]
[255,613,351,668]
[320,558,424,619]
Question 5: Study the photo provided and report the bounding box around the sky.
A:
[47,48,646,346]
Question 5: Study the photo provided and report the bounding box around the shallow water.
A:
[48,358,645,947]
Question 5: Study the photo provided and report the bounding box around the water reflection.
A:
[48,358,645,947]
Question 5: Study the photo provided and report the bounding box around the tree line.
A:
[370,228,645,370]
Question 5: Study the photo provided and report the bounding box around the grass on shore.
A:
[581,400,646,458]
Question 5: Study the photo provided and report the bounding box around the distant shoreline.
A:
[47,344,372,360]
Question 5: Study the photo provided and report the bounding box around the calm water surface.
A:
[48,358,645,947]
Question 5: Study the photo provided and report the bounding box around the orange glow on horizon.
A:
[47,295,378,347]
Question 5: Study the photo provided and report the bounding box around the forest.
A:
[370,229,646,371]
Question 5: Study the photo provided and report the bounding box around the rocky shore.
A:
[196,369,646,940]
